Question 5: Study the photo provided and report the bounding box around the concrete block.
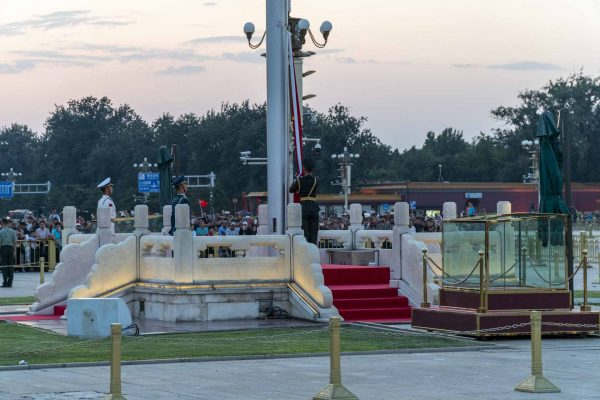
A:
[67,298,132,338]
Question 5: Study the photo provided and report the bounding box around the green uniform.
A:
[289,174,320,245]
[0,226,17,287]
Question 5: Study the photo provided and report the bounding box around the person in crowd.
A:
[0,217,17,288]
[97,177,116,234]
[239,221,253,235]
[169,176,190,235]
[48,208,61,223]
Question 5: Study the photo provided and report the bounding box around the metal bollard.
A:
[581,250,591,312]
[421,248,430,308]
[514,311,560,393]
[39,257,45,284]
[104,323,128,400]
[477,250,486,313]
[313,317,359,400]
[48,239,57,270]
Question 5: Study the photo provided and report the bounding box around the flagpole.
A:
[562,111,574,302]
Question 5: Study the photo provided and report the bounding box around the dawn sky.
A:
[1,0,599,151]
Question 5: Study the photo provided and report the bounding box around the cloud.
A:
[157,65,206,75]
[185,35,246,45]
[454,61,563,71]
[204,2,218,6]
[487,61,563,71]
[0,61,36,74]
[220,52,264,64]
[0,10,131,36]
[119,49,212,63]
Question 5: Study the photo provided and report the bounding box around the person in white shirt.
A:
[97,177,116,234]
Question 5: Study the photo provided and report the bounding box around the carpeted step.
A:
[328,284,399,299]
[340,307,412,321]
[334,296,409,309]
[53,305,66,316]
[322,264,391,285]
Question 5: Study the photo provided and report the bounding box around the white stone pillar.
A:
[96,207,113,246]
[133,205,150,236]
[257,204,269,235]
[286,203,303,236]
[497,201,512,215]
[347,203,363,250]
[174,204,193,284]
[443,202,457,220]
[391,202,410,284]
[62,206,77,244]
[162,205,172,235]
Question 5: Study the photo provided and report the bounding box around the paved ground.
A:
[0,337,598,399]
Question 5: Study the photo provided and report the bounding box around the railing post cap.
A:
[521,247,527,252]
[478,250,484,256]
[422,248,428,254]
[583,249,588,255]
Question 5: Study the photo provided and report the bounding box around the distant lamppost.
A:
[521,139,540,184]
[133,157,158,204]
[438,164,444,183]
[233,197,238,215]
[1,168,22,181]
[331,147,359,213]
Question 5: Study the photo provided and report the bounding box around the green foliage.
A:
[2,70,600,216]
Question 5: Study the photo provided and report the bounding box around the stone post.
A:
[286,203,303,236]
[257,204,269,235]
[497,201,512,215]
[97,207,113,246]
[392,202,410,284]
[348,203,363,249]
[443,202,457,220]
[62,206,77,245]
[133,205,150,236]
[174,204,193,284]
[162,205,172,235]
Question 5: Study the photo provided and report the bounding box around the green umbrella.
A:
[158,146,174,208]
[536,111,568,245]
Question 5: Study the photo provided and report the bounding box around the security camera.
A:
[314,143,322,155]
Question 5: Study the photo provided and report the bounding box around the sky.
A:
[1,0,600,152]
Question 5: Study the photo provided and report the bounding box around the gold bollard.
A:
[48,239,57,270]
[39,257,45,284]
[580,232,587,261]
[105,323,128,400]
[421,249,430,308]
[515,311,560,393]
[581,250,591,312]
[313,317,359,400]
[477,250,486,313]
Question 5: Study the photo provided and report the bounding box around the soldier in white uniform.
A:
[97,177,116,234]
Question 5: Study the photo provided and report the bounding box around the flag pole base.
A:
[515,375,561,393]
[313,384,359,400]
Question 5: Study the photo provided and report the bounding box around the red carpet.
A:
[0,315,61,321]
[322,264,411,323]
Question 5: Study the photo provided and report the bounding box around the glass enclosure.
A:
[442,213,568,290]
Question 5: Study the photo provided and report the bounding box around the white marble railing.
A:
[399,233,440,306]
[71,236,137,298]
[139,235,174,282]
[31,235,99,313]
[355,230,393,250]
[317,230,352,249]
[293,235,333,308]
[67,234,96,245]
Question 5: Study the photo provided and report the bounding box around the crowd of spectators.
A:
[319,212,442,233]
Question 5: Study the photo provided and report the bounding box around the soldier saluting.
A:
[289,158,320,245]
[169,175,190,235]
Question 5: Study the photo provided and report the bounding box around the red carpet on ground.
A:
[322,264,411,323]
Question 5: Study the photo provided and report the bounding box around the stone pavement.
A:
[0,337,599,399]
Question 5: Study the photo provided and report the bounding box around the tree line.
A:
[1,70,599,216]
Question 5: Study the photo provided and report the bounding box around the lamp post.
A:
[133,157,158,204]
[521,139,540,184]
[1,168,22,181]
[233,197,238,215]
[331,147,359,213]
[243,2,332,234]
[438,164,444,183]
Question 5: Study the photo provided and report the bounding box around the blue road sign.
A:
[410,200,417,209]
[382,203,389,211]
[138,172,160,193]
[0,181,13,199]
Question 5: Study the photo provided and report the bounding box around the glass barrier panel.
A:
[442,221,485,288]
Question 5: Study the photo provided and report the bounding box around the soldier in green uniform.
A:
[0,217,17,288]
[289,158,320,245]
[169,175,191,235]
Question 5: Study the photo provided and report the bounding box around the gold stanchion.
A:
[39,256,45,284]
[105,323,128,400]
[421,249,430,308]
[477,250,486,313]
[313,317,359,400]
[48,239,57,270]
[553,249,559,280]
[580,232,587,261]
[515,311,560,393]
[581,250,591,312]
